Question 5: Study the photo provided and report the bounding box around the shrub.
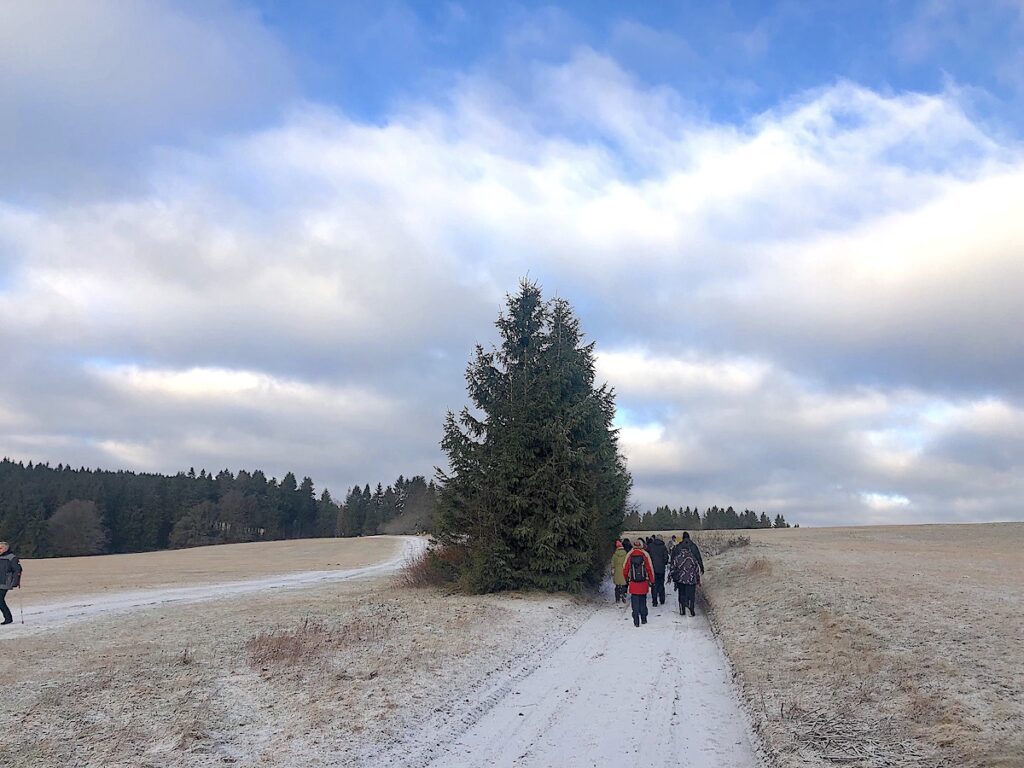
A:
[47,500,108,556]
[396,543,466,588]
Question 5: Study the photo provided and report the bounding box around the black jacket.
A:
[0,552,22,590]
[647,538,669,574]
[686,540,704,574]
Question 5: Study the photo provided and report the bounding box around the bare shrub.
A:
[47,500,108,556]
[396,543,465,588]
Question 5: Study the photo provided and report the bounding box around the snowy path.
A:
[0,536,425,638]
[406,590,761,768]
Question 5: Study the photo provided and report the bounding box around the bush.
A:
[47,500,108,556]
[396,544,466,588]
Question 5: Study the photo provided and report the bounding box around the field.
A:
[695,524,1024,768]
[2,525,1020,767]
[0,538,591,767]
[13,536,402,604]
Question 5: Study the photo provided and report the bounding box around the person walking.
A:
[647,535,669,607]
[668,535,679,591]
[622,540,655,627]
[611,540,628,603]
[669,532,704,616]
[0,541,23,626]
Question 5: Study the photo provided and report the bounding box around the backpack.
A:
[628,553,647,583]
[671,548,700,585]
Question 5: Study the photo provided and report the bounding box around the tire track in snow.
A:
[390,588,762,768]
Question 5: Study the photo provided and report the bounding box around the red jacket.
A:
[622,548,655,595]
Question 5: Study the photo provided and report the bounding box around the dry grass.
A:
[15,535,405,605]
[0,573,589,767]
[744,556,772,575]
[246,602,407,671]
[695,531,751,556]
[700,523,1024,768]
[624,529,752,556]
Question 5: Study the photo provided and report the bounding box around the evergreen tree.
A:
[434,280,631,592]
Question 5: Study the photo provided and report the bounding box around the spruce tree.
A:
[434,279,631,593]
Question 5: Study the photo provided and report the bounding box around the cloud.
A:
[2,49,1022,522]
[603,350,1024,524]
[0,0,294,200]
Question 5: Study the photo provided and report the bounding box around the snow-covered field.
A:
[699,523,1024,768]
[1,536,421,636]
[15,525,1014,767]
[0,536,763,767]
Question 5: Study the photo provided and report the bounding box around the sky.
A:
[2,0,1023,526]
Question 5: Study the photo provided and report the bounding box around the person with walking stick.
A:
[0,540,23,626]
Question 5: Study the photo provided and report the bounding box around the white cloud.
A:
[860,492,912,510]
[0,0,294,197]
[2,51,1023,522]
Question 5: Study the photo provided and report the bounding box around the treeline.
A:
[625,504,792,531]
[0,458,436,558]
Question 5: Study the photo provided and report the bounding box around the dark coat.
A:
[672,540,704,574]
[686,540,704,574]
[647,538,669,574]
[0,552,22,590]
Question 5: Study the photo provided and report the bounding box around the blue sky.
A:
[252,1,1024,128]
[1,1,1023,524]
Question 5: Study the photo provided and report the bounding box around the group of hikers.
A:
[611,532,704,627]
[0,541,23,626]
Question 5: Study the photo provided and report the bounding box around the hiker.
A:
[647,535,669,607]
[611,540,628,603]
[669,532,704,617]
[0,541,22,626]
[668,535,679,591]
[622,541,655,627]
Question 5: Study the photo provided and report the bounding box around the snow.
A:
[3,537,766,768]
[0,536,426,638]
[379,585,763,768]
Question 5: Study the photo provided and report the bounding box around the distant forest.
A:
[0,457,791,559]
[0,458,437,558]
[625,504,791,531]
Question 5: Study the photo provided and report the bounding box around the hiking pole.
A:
[19,590,24,624]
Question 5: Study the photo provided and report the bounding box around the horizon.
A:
[2,1,1023,526]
